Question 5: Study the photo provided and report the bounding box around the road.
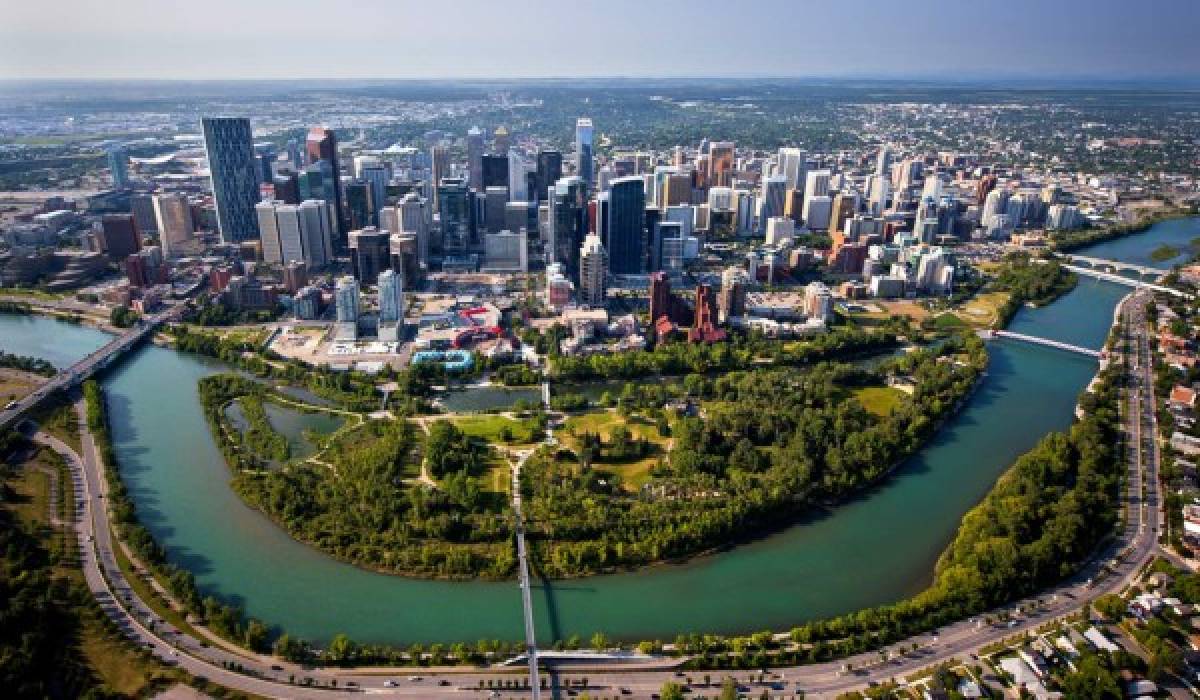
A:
[0,304,182,432]
[33,290,1168,699]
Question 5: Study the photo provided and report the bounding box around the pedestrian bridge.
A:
[982,330,1102,358]
[1064,254,1166,279]
[1060,264,1192,299]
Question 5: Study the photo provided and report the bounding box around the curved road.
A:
[36,290,1165,699]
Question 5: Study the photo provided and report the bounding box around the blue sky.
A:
[1,0,1197,81]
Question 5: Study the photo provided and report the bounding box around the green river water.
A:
[2,216,1197,645]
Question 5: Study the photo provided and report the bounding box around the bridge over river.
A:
[981,329,1102,358]
[0,304,183,431]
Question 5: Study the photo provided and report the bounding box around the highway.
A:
[32,290,1168,699]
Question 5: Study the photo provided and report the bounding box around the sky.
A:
[1,0,1198,82]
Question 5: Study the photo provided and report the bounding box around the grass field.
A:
[932,312,968,330]
[562,411,668,491]
[853,386,907,417]
[29,399,81,451]
[954,290,1011,328]
[563,410,668,445]
[451,414,541,445]
[596,459,659,491]
[0,370,41,404]
[7,460,51,529]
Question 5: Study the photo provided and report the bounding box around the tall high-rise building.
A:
[578,233,608,307]
[377,268,405,341]
[305,127,345,240]
[660,173,692,208]
[394,193,431,264]
[99,214,141,262]
[575,118,594,190]
[481,154,509,191]
[805,281,834,323]
[606,176,645,274]
[648,271,673,327]
[153,193,194,257]
[272,172,300,204]
[348,227,391,285]
[130,194,158,234]
[335,275,360,324]
[707,141,735,188]
[429,146,449,211]
[758,175,788,227]
[875,146,892,178]
[803,169,832,214]
[297,199,335,267]
[535,150,563,202]
[466,127,484,188]
[484,186,508,234]
[777,147,807,190]
[201,117,260,243]
[718,267,748,322]
[549,176,588,281]
[286,138,303,169]
[344,180,375,231]
[437,177,471,255]
[355,156,389,223]
[282,261,308,294]
[492,126,510,155]
[107,146,129,189]
[508,151,530,201]
[689,284,723,343]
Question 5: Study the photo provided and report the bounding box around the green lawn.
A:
[451,414,541,445]
[8,461,50,530]
[562,411,668,492]
[595,459,659,491]
[853,386,907,417]
[932,312,968,330]
[954,290,1011,328]
[563,410,669,446]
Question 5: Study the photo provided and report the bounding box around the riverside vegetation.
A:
[75,311,1126,672]
[196,332,986,581]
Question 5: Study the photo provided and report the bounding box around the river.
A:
[2,216,1196,645]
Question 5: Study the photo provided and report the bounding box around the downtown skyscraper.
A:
[605,176,645,274]
[201,117,260,243]
[306,127,346,246]
[575,118,594,191]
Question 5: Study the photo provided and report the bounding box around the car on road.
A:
[270,664,283,671]
[383,680,398,687]
[438,679,451,686]
[408,675,422,681]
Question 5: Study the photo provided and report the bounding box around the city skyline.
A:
[2,0,1198,81]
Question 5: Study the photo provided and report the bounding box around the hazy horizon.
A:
[2,0,1198,82]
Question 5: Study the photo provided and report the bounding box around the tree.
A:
[720,676,739,700]
[327,633,357,663]
[244,618,269,652]
[590,631,610,651]
[659,681,685,700]
[1059,655,1121,699]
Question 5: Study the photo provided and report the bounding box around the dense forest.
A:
[664,360,1123,670]
[523,335,987,578]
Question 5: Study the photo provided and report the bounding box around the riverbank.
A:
[1050,207,1198,252]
